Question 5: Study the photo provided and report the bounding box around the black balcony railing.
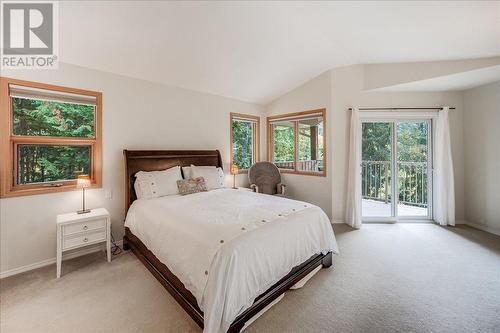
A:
[274,160,323,172]
[362,160,428,208]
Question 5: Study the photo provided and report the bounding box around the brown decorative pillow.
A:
[177,177,208,195]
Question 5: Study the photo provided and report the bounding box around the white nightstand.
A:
[56,208,111,278]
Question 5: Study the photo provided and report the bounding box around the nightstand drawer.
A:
[63,219,106,235]
[63,230,106,250]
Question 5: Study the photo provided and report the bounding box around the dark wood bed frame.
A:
[122,149,332,332]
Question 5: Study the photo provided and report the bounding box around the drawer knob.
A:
[83,237,88,242]
[83,225,88,230]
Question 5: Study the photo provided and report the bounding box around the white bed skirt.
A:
[241,264,323,331]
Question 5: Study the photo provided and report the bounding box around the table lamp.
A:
[76,175,91,214]
[230,164,238,189]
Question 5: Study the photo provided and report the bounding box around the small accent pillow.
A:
[190,165,225,190]
[135,166,182,199]
[177,177,208,195]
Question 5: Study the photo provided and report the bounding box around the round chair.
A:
[248,162,286,196]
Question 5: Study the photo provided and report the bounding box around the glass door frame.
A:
[360,113,434,223]
[395,119,433,222]
[360,120,397,223]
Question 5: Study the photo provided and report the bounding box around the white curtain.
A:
[345,107,362,229]
[434,107,455,226]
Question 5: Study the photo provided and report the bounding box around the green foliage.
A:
[12,97,94,184]
[298,126,311,160]
[298,122,324,161]
[12,97,94,137]
[396,122,428,162]
[362,122,428,162]
[361,122,429,207]
[272,120,324,171]
[272,123,294,162]
[232,120,254,169]
[362,123,391,161]
[18,145,90,184]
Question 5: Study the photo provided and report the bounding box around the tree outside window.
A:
[230,113,260,171]
[268,109,326,176]
[0,77,102,197]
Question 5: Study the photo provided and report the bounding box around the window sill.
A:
[279,169,327,177]
[1,183,101,198]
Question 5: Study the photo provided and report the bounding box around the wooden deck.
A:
[362,199,428,217]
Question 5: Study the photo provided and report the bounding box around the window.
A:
[267,108,326,176]
[271,120,295,170]
[230,113,260,171]
[0,77,102,197]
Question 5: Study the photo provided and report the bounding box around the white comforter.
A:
[124,188,338,333]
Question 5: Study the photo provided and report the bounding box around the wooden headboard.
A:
[123,149,223,212]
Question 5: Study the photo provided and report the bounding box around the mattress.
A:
[124,188,338,333]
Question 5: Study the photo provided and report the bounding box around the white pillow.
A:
[181,166,192,179]
[190,165,225,190]
[182,165,216,179]
[135,166,182,199]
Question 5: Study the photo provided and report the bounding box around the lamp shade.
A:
[230,164,238,175]
[76,175,91,188]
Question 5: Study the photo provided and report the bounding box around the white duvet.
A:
[124,188,338,333]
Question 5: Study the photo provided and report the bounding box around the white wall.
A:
[363,57,500,90]
[265,71,333,218]
[463,81,500,234]
[265,64,465,223]
[0,63,265,274]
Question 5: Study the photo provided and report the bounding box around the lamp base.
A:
[77,209,91,214]
[232,186,237,189]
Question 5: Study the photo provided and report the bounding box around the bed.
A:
[122,150,338,332]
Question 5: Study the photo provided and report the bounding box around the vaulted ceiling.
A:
[59,1,500,103]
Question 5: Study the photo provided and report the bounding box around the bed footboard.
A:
[322,251,333,268]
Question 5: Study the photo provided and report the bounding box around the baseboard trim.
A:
[466,223,500,237]
[331,220,346,224]
[0,240,123,279]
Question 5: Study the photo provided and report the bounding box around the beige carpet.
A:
[1,224,499,333]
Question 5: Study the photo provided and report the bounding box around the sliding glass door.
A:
[361,120,432,221]
[361,122,393,218]
[396,122,430,218]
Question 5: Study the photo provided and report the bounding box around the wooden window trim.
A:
[230,112,260,173]
[0,77,102,198]
[267,108,327,177]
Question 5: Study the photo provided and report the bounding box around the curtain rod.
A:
[347,107,456,111]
